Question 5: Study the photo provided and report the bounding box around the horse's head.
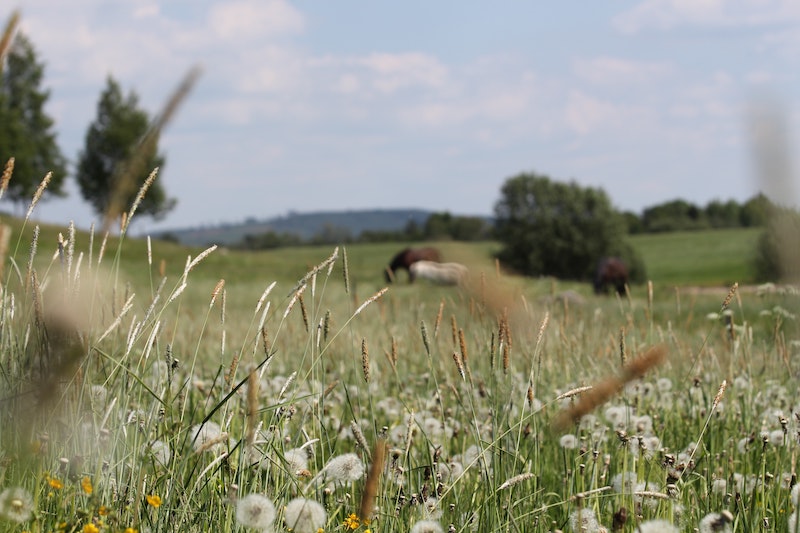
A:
[384,266,395,283]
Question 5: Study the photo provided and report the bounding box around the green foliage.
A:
[753,204,800,282]
[740,193,772,227]
[493,172,641,280]
[0,32,66,205]
[76,76,175,221]
[641,198,707,232]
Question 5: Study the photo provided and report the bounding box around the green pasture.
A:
[0,214,795,533]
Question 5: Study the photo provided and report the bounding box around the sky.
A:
[7,0,800,235]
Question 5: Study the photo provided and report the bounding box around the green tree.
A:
[0,32,67,206]
[76,76,175,222]
[740,193,772,227]
[641,199,707,232]
[704,199,742,228]
[493,172,644,281]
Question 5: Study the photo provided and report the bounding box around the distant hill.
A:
[154,209,442,247]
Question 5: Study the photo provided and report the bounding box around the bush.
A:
[493,172,645,281]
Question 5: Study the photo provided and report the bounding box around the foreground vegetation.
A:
[0,213,796,533]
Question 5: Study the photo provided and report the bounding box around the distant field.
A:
[4,217,763,292]
[629,227,761,287]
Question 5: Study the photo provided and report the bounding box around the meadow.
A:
[0,209,797,533]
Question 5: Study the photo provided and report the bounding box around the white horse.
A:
[409,260,468,286]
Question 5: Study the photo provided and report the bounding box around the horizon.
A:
[8,1,800,235]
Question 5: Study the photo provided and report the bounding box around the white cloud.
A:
[208,0,304,40]
[573,56,672,86]
[613,0,800,34]
[358,52,449,93]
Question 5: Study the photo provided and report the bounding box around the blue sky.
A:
[8,0,800,234]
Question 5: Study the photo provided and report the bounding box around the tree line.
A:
[1,16,175,226]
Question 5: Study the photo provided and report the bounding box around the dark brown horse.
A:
[594,257,629,295]
[385,247,442,283]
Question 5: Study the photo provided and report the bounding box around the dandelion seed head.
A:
[422,496,442,520]
[281,447,309,474]
[410,519,444,533]
[190,421,223,453]
[568,507,605,532]
[792,483,800,507]
[324,452,365,482]
[0,487,33,523]
[559,433,579,449]
[636,519,678,533]
[284,498,326,533]
[235,493,276,530]
[611,472,638,493]
[148,440,171,467]
[698,511,733,533]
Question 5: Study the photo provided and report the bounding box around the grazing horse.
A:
[594,257,629,295]
[385,247,442,283]
[409,260,469,286]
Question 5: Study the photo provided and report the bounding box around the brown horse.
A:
[594,257,629,295]
[385,247,442,283]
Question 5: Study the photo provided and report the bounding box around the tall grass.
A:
[0,189,797,533]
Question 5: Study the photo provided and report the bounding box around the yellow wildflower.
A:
[47,476,63,490]
[98,506,109,516]
[81,476,93,495]
[83,524,99,533]
[343,513,360,530]
[145,494,162,508]
[124,528,138,533]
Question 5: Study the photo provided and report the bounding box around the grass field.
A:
[0,213,796,533]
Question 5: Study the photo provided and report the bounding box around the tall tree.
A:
[76,76,175,223]
[493,172,645,281]
[0,32,67,207]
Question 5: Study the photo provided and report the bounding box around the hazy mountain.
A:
[154,208,438,247]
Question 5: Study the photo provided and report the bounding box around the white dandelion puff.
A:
[284,498,326,533]
[235,493,276,530]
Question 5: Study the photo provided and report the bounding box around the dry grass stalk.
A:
[569,486,612,502]
[0,157,13,200]
[433,299,444,338]
[0,10,20,68]
[619,327,627,366]
[553,344,667,430]
[359,437,386,521]
[225,353,239,388]
[186,245,218,274]
[245,368,259,449]
[391,336,398,368]
[342,247,350,294]
[322,379,339,398]
[121,167,159,234]
[452,351,465,380]
[350,421,370,458]
[353,287,388,317]
[556,386,594,401]
[0,224,11,279]
[210,279,225,307]
[712,379,727,410]
[721,282,738,312]
[102,67,202,233]
[298,293,309,332]
[420,321,431,356]
[25,172,51,221]
[450,315,458,346]
[26,225,40,288]
[283,284,306,320]
[498,472,534,490]
[361,338,370,382]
